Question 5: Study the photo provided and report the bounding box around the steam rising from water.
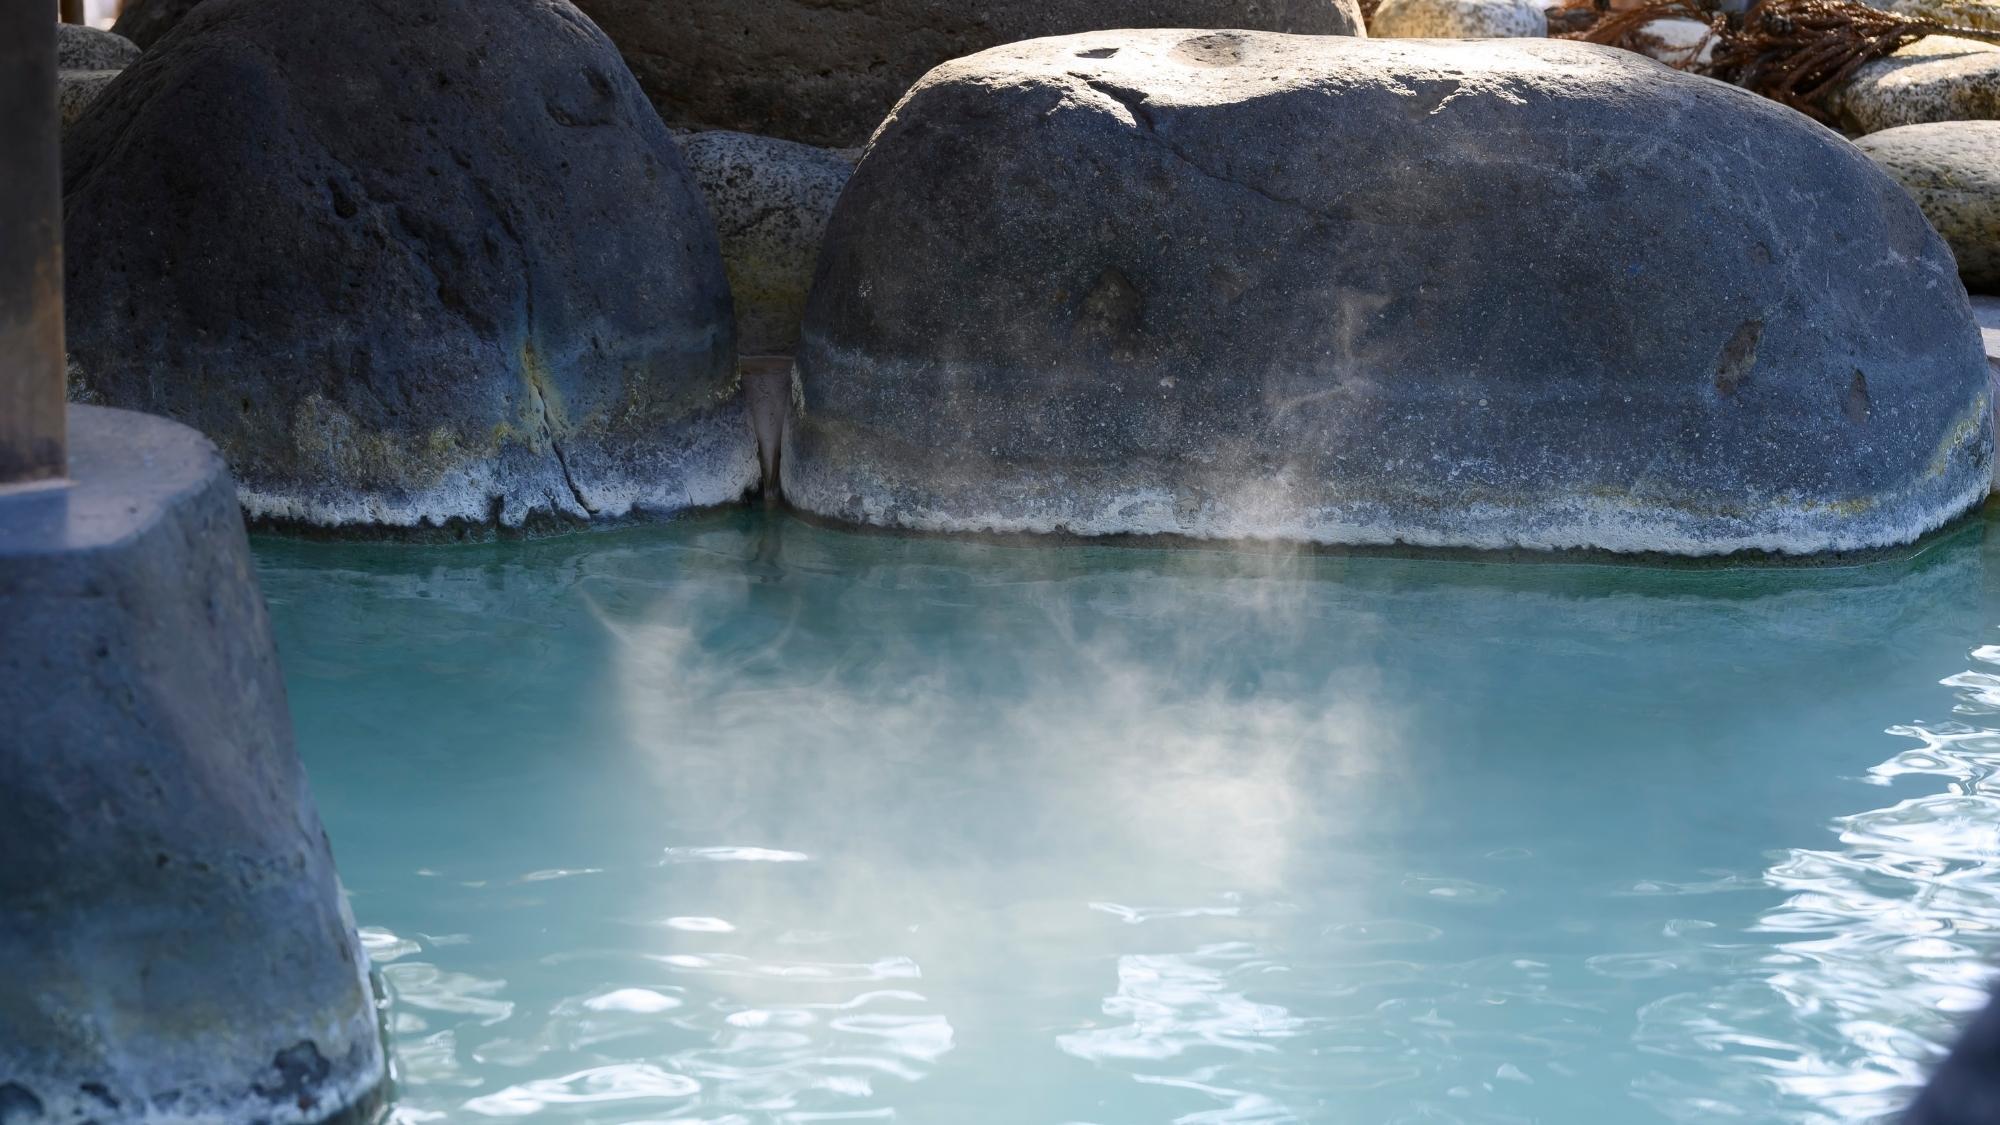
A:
[259,512,2000,1123]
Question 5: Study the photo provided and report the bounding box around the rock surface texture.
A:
[568,0,1367,147]
[1857,121,2000,291]
[58,70,120,130]
[1831,36,2000,134]
[64,0,755,531]
[1369,0,1547,38]
[55,23,140,70]
[110,0,206,48]
[0,405,386,1125]
[680,130,854,357]
[784,32,1993,556]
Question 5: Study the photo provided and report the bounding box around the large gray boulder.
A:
[784,32,1993,556]
[64,0,756,531]
[1,406,386,1125]
[680,130,853,358]
[568,0,1367,148]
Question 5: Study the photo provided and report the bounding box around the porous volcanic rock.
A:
[568,0,1367,147]
[680,130,853,357]
[58,69,119,130]
[1830,36,2000,134]
[110,0,206,48]
[783,31,1992,556]
[1857,120,2000,291]
[65,0,756,531]
[1369,0,1546,38]
[55,23,140,69]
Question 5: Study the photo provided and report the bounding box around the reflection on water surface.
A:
[258,511,2000,1123]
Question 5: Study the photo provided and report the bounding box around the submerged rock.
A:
[568,0,1367,148]
[680,130,853,358]
[1830,36,2000,134]
[1857,121,2000,292]
[64,0,756,531]
[55,23,139,69]
[1369,0,1547,38]
[785,32,1992,556]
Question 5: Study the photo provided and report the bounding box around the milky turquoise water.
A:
[257,511,2000,1125]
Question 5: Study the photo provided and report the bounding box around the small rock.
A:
[1857,121,2000,292]
[1369,0,1547,36]
[1629,17,1720,67]
[1830,35,2000,134]
[568,0,1366,148]
[56,23,140,70]
[59,70,120,130]
[679,130,852,358]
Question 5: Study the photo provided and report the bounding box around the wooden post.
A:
[0,6,65,485]
[59,0,86,25]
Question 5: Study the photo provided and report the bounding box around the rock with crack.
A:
[679,130,854,358]
[1857,120,2000,292]
[1829,36,2000,134]
[1369,0,1547,38]
[568,0,1367,148]
[64,0,756,532]
[784,31,1993,556]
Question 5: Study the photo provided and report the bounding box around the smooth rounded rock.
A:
[110,0,205,49]
[1369,0,1546,38]
[785,32,1993,556]
[1856,120,2000,291]
[58,69,118,131]
[0,404,386,1125]
[64,0,756,531]
[568,0,1367,148]
[1830,36,2000,135]
[55,23,140,70]
[680,130,853,358]
[1883,0,2000,32]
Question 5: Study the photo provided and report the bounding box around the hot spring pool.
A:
[257,512,2000,1124]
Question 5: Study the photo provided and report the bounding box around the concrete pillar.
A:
[0,11,390,1124]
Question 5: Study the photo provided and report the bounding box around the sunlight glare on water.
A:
[256,511,2000,1124]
